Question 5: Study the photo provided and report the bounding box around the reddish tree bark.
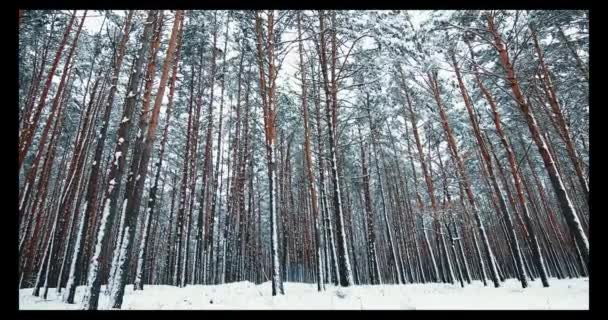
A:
[531,29,589,203]
[450,51,527,287]
[134,11,184,291]
[486,13,588,265]
[19,12,76,170]
[426,70,501,287]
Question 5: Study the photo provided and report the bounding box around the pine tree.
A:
[81,11,157,310]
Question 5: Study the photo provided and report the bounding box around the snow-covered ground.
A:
[19,278,589,310]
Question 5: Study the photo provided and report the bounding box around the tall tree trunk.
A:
[530,29,589,203]
[31,70,72,297]
[64,12,135,304]
[486,14,589,266]
[20,12,85,246]
[426,70,501,287]
[255,10,284,295]
[81,11,156,310]
[121,10,182,293]
[175,66,197,288]
[133,15,182,290]
[19,12,76,170]
[365,101,402,284]
[297,12,324,291]
[20,12,57,133]
[450,52,527,287]
[358,129,382,285]
[109,11,171,308]
[199,12,219,285]
[464,37,550,287]
[397,72,440,282]
[316,10,354,286]
[23,15,85,286]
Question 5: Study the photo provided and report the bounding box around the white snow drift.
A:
[19,278,589,310]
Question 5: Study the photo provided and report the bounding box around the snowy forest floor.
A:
[19,278,589,310]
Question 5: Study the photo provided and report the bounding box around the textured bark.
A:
[358,131,382,285]
[446,220,464,287]
[366,101,402,284]
[165,173,179,284]
[121,10,182,293]
[426,70,501,288]
[54,68,103,296]
[20,12,85,240]
[20,13,57,132]
[465,37,550,287]
[255,10,285,295]
[175,67,197,288]
[135,20,182,287]
[384,127,411,283]
[81,11,156,310]
[63,12,134,305]
[31,70,73,297]
[402,121,428,284]
[311,58,336,286]
[398,71,441,282]
[531,29,589,203]
[22,14,85,271]
[487,14,588,266]
[451,52,527,287]
[199,12,219,285]
[19,12,76,170]
[317,10,353,287]
[207,16,230,284]
[297,12,324,291]
[109,11,170,307]
[432,139,456,285]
